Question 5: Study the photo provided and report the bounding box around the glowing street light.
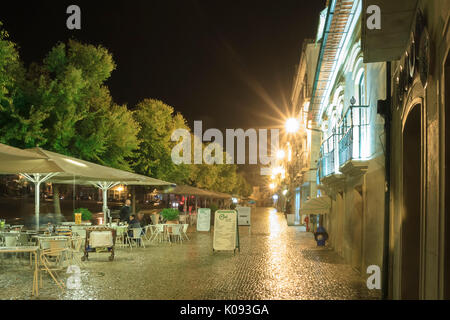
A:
[269,183,276,190]
[285,118,300,134]
[276,149,286,160]
[272,166,284,176]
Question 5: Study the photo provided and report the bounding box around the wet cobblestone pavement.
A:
[0,207,380,300]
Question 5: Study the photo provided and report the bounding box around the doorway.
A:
[401,103,421,299]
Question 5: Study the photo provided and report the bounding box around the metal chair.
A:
[39,239,70,291]
[143,225,153,242]
[115,226,131,249]
[69,235,85,267]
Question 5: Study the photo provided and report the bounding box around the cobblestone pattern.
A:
[0,208,380,300]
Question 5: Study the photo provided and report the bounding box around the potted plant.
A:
[161,208,180,233]
[209,203,219,214]
[161,208,179,224]
[74,208,93,224]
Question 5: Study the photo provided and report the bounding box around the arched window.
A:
[359,73,366,105]
[356,72,369,158]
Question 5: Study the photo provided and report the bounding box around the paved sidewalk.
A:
[0,207,380,300]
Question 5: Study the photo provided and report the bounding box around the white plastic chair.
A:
[181,224,190,241]
[167,224,183,244]
[4,234,18,247]
[129,228,145,248]
[152,224,167,243]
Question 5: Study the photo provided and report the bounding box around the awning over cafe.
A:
[361,0,419,63]
[300,196,331,215]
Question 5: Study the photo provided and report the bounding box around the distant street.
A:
[0,207,379,300]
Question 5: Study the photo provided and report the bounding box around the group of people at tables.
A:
[118,199,158,237]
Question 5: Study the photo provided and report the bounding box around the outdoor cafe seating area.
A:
[0,142,230,298]
[0,216,194,297]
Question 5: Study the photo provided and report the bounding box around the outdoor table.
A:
[33,235,70,240]
[0,231,20,236]
[0,246,39,297]
[32,235,70,248]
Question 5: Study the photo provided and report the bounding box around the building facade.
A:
[290,0,450,299]
[290,39,320,226]
[379,0,450,300]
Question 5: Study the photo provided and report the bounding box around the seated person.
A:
[127,215,143,238]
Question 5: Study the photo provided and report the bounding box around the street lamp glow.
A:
[282,189,288,196]
[285,118,300,134]
[272,166,284,175]
[269,183,276,190]
[276,149,285,160]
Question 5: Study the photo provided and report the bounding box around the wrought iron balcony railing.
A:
[338,105,369,167]
[318,133,339,181]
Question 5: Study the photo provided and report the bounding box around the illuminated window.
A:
[359,73,366,105]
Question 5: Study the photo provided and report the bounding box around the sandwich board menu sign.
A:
[213,210,240,253]
[236,206,251,226]
[196,208,211,232]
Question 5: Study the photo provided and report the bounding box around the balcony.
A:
[338,105,370,176]
[318,134,336,180]
[317,134,346,191]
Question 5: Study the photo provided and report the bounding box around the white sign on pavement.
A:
[197,208,211,232]
[236,206,251,226]
[213,210,238,251]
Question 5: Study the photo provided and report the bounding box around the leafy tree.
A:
[132,99,191,184]
[0,22,48,147]
[0,33,140,215]
[234,173,253,197]
[34,40,140,214]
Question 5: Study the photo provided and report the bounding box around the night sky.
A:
[1,0,324,132]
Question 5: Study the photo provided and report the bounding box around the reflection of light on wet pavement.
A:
[268,208,282,239]
[0,207,380,300]
[265,208,292,297]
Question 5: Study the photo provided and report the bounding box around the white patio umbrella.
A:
[25,148,174,227]
[0,144,174,229]
[0,143,47,161]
